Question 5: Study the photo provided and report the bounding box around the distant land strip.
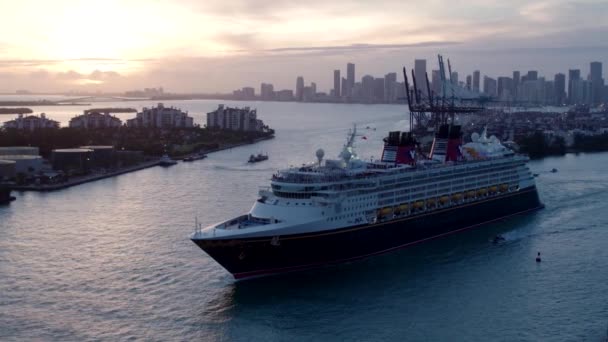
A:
[84,107,137,113]
[0,101,89,106]
[0,107,33,114]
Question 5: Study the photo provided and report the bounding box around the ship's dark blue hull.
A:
[192,187,543,279]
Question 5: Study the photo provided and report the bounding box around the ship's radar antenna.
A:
[316,148,325,165]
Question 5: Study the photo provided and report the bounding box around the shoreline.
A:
[10,135,274,192]
[202,135,274,154]
[11,160,161,192]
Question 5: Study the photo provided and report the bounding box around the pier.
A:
[10,160,160,192]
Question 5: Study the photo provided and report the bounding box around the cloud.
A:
[56,70,83,80]
[215,33,260,50]
[29,69,50,79]
[89,70,121,80]
[266,41,461,53]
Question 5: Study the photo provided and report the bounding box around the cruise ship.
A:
[191,124,543,279]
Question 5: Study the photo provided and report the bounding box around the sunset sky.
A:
[1,0,607,93]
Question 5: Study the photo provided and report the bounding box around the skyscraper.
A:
[296,76,304,101]
[451,72,459,85]
[568,69,581,104]
[526,71,538,81]
[260,83,274,100]
[374,78,385,103]
[497,77,513,100]
[554,73,566,105]
[431,70,441,95]
[512,71,520,99]
[347,63,355,97]
[333,70,341,98]
[414,59,427,94]
[466,75,472,90]
[483,76,497,97]
[590,61,604,105]
[384,72,397,103]
[361,75,374,103]
[473,70,480,92]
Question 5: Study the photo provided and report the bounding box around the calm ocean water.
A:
[1,98,608,341]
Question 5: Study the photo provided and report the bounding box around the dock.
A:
[11,160,160,192]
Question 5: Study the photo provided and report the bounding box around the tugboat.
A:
[159,153,177,166]
[248,153,269,163]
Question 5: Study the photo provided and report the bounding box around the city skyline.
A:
[1,0,608,93]
[227,59,606,107]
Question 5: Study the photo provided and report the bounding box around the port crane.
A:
[403,55,484,134]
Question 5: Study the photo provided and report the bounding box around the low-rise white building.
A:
[69,112,122,129]
[0,155,44,174]
[2,113,59,131]
[126,103,194,128]
[206,105,265,132]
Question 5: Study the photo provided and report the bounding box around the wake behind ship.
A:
[191,123,543,279]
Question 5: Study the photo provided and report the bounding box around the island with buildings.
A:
[0,103,273,192]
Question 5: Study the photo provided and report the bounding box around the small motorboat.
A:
[248,153,269,163]
[550,168,558,173]
[159,154,177,166]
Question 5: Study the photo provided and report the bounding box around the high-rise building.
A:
[333,70,341,98]
[361,75,374,103]
[260,83,274,100]
[451,72,459,85]
[347,63,355,97]
[554,73,566,105]
[568,69,581,104]
[302,86,314,102]
[497,77,513,101]
[512,71,520,98]
[473,70,480,92]
[311,82,317,95]
[341,77,347,100]
[241,87,255,100]
[374,78,385,103]
[414,59,427,94]
[590,61,604,105]
[526,71,538,81]
[384,72,397,103]
[296,76,304,101]
[126,103,193,128]
[545,80,555,105]
[519,78,546,104]
[466,75,472,90]
[483,76,497,97]
[276,89,294,101]
[431,70,441,95]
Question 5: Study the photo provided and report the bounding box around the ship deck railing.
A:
[217,214,278,230]
[271,155,527,184]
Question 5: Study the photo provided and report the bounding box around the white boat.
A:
[159,154,177,166]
